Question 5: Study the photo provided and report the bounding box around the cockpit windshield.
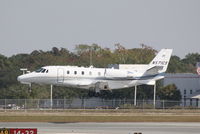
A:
[35,68,48,73]
[35,68,43,73]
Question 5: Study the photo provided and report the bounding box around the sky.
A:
[0,0,200,58]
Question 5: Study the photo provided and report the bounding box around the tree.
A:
[167,56,186,73]
[182,53,200,66]
[114,43,129,64]
[158,84,181,100]
[0,45,199,99]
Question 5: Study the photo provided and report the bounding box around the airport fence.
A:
[0,98,199,110]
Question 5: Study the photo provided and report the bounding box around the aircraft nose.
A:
[17,74,33,84]
[17,75,22,82]
[17,75,27,83]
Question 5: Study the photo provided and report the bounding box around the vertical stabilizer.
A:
[149,49,173,73]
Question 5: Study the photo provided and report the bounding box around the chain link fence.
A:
[0,98,199,110]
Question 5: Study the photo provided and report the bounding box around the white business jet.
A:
[17,49,172,92]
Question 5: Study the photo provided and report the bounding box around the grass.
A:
[1,109,200,122]
[1,116,200,122]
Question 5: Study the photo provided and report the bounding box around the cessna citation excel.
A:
[17,49,172,92]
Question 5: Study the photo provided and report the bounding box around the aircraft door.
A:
[57,68,64,83]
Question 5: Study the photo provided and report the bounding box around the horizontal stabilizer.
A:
[145,66,164,75]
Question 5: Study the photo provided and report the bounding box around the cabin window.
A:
[74,71,77,75]
[67,70,70,74]
[46,70,48,73]
[98,72,101,76]
[41,69,46,73]
[89,71,92,75]
[82,71,84,75]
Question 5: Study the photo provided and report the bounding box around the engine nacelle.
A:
[95,82,110,92]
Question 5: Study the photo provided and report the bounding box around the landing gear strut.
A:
[28,83,32,93]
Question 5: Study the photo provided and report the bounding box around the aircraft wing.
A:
[76,80,94,86]
[77,80,110,91]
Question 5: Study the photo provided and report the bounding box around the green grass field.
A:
[1,109,200,122]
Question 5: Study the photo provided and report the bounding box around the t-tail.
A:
[145,49,173,75]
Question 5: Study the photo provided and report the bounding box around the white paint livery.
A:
[17,49,172,91]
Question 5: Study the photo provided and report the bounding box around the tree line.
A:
[0,44,200,100]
